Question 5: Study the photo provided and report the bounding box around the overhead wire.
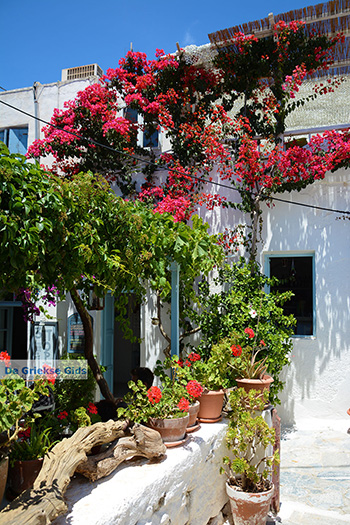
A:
[0,98,349,216]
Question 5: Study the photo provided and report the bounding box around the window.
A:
[0,292,27,358]
[267,254,315,336]
[0,126,28,154]
[124,109,159,148]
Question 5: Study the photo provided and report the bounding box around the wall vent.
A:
[61,64,103,82]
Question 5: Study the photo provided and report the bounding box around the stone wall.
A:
[53,421,230,525]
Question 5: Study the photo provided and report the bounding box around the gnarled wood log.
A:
[76,423,166,481]
[0,420,166,525]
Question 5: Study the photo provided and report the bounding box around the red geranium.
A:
[57,411,68,420]
[147,386,162,405]
[188,352,201,362]
[244,327,255,339]
[186,380,204,399]
[177,397,190,412]
[87,402,98,415]
[0,351,11,365]
[231,344,242,357]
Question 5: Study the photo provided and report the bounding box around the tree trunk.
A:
[70,286,117,406]
[249,199,261,264]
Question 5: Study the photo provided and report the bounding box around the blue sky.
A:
[2,0,312,91]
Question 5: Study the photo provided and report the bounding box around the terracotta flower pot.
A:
[187,401,200,428]
[226,481,274,525]
[0,456,9,504]
[198,389,224,423]
[8,458,43,497]
[236,375,273,396]
[148,413,189,444]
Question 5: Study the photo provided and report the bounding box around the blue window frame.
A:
[265,253,315,336]
[0,126,28,154]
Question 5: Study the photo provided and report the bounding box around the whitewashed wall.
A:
[260,167,350,426]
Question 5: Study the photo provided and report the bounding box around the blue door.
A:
[101,292,114,395]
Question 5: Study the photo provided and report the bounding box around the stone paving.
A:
[273,418,350,524]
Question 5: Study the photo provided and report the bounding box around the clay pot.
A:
[148,413,189,444]
[226,481,274,525]
[0,456,9,504]
[187,401,200,428]
[198,390,224,423]
[8,458,43,496]
[236,375,273,397]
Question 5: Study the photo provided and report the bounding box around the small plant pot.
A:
[148,413,189,444]
[226,481,274,525]
[8,458,43,497]
[236,375,273,398]
[198,389,224,422]
[0,456,9,504]
[187,401,200,428]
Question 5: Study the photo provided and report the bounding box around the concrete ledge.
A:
[53,419,229,525]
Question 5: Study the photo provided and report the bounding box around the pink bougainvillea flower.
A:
[244,327,255,339]
[147,386,162,405]
[230,345,242,357]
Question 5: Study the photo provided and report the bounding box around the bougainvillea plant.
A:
[27,21,349,250]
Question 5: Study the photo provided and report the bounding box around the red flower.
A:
[188,352,201,362]
[177,397,190,412]
[147,386,162,405]
[18,427,31,440]
[184,360,191,367]
[0,351,11,365]
[176,359,184,368]
[87,402,98,415]
[260,340,266,346]
[57,411,68,420]
[231,344,242,357]
[244,327,255,339]
[186,380,203,398]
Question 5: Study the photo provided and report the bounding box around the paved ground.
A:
[271,418,350,524]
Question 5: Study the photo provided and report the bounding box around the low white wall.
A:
[53,421,229,525]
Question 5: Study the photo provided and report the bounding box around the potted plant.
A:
[0,351,50,502]
[170,349,232,422]
[8,421,56,497]
[221,388,279,525]
[226,328,274,397]
[117,379,190,445]
[154,356,204,430]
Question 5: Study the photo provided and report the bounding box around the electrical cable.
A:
[1,98,349,216]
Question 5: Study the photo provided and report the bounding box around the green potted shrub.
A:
[117,379,190,445]
[0,351,50,502]
[157,349,232,423]
[221,388,279,525]
[8,422,56,497]
[220,328,274,398]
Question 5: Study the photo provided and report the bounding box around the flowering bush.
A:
[0,352,50,461]
[156,347,232,392]
[10,423,56,464]
[213,330,269,381]
[117,379,190,423]
[39,402,101,440]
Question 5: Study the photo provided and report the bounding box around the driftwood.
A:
[0,420,166,525]
[76,423,166,481]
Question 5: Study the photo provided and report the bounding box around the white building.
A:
[1,2,350,428]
